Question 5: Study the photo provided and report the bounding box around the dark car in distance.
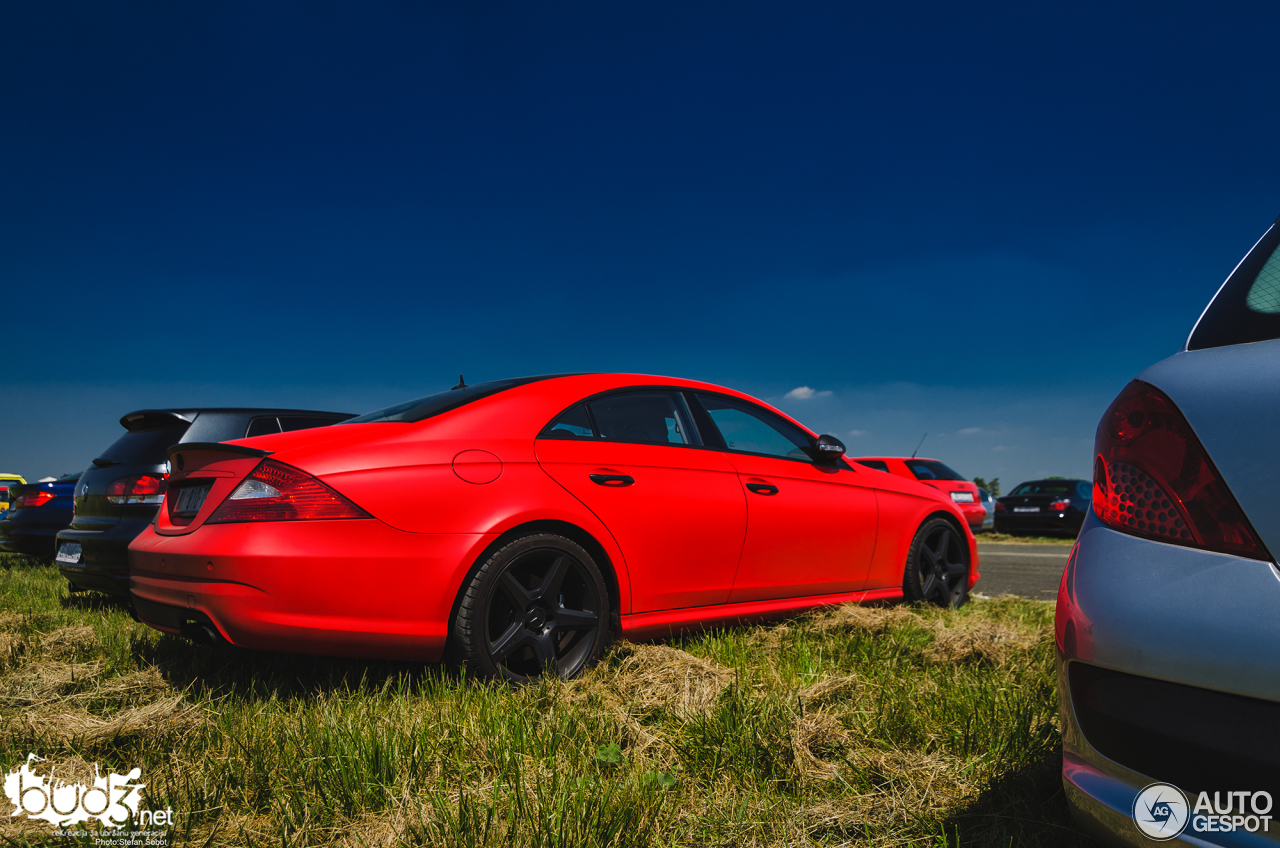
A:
[0,474,82,560]
[994,479,1091,535]
[57,408,353,595]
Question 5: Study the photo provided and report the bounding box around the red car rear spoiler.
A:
[166,443,273,461]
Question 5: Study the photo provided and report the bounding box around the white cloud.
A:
[958,427,982,435]
[848,429,867,437]
[784,386,832,400]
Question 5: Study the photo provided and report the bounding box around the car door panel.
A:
[725,453,878,601]
[687,391,880,602]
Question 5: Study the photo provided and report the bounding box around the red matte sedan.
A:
[851,457,986,531]
[129,374,979,681]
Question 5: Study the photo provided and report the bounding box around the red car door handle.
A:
[746,483,779,495]
[590,473,635,487]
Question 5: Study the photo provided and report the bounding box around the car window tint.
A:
[1189,220,1280,349]
[695,394,811,459]
[588,392,693,446]
[543,404,597,439]
[855,459,890,472]
[246,417,281,437]
[904,460,965,481]
[183,414,254,443]
[279,416,344,432]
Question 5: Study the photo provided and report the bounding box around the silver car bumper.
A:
[1059,512,1280,846]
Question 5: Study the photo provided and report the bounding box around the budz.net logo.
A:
[4,753,145,828]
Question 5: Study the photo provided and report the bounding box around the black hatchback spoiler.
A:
[119,410,197,432]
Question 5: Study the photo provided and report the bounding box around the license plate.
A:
[174,484,211,515]
[1013,506,1040,513]
[56,543,82,565]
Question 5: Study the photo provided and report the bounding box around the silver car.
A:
[977,487,995,532]
[1059,213,1280,845]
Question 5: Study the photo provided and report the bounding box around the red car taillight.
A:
[1050,500,1070,512]
[206,459,370,523]
[1093,380,1268,560]
[15,489,54,509]
[995,502,1006,512]
[107,474,167,505]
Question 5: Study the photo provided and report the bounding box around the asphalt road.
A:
[974,542,1072,601]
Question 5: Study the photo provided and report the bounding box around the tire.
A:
[903,517,969,608]
[451,533,610,682]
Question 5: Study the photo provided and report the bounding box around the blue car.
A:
[0,474,81,561]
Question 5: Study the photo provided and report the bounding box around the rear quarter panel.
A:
[1137,340,1280,560]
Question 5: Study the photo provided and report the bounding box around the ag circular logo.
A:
[1133,783,1190,840]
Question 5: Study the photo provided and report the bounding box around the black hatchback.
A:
[56,408,353,596]
[994,479,1092,535]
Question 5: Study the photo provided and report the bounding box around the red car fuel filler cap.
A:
[452,450,502,484]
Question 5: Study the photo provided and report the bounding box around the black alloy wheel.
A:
[903,517,969,608]
[451,533,609,682]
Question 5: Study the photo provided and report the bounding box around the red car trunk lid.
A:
[155,444,270,536]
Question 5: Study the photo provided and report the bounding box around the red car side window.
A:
[694,393,811,461]
[587,391,695,446]
[543,404,597,439]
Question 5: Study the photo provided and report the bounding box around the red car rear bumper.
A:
[958,502,986,528]
[129,520,496,661]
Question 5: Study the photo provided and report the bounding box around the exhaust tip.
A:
[178,615,228,646]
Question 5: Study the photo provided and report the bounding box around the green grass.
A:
[976,532,1076,546]
[0,554,1092,847]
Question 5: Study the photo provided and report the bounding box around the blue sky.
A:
[3,2,1278,486]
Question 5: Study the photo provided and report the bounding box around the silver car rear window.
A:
[1189,217,1280,350]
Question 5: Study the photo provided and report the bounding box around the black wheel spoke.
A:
[497,572,535,610]
[931,529,952,562]
[919,544,939,569]
[531,633,557,670]
[538,555,570,600]
[553,608,598,631]
[489,621,527,661]
[944,561,966,579]
[919,570,940,599]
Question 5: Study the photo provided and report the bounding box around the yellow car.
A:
[0,474,25,514]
